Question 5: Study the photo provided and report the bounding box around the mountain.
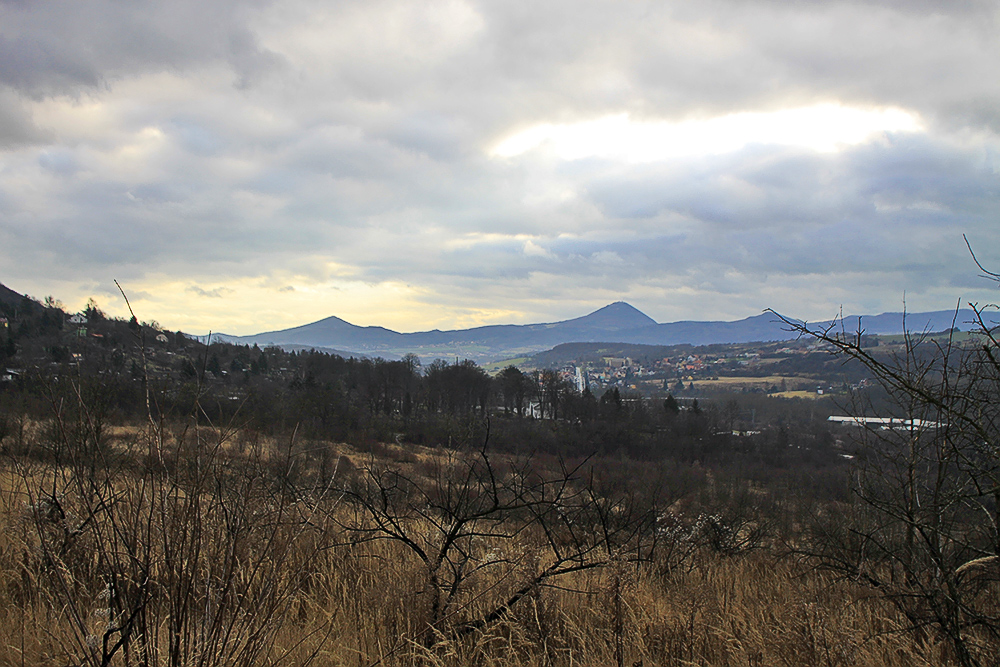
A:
[213,302,983,363]
[1,279,984,362]
[624,309,983,347]
[4,276,984,362]
[214,301,658,360]
[218,315,407,350]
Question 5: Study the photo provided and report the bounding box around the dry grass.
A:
[769,390,822,400]
[691,376,813,392]
[0,421,976,666]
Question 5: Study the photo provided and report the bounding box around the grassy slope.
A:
[0,421,982,666]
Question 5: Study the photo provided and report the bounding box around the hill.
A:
[213,301,982,363]
[0,282,27,307]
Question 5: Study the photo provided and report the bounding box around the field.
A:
[690,375,813,390]
[0,418,994,667]
[769,390,823,399]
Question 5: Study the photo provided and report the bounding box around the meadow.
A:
[0,417,991,667]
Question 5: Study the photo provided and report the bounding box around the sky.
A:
[1,0,999,335]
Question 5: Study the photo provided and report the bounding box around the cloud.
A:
[0,0,275,95]
[491,106,922,161]
[523,240,554,258]
[186,285,234,298]
[0,86,48,146]
[1,0,999,333]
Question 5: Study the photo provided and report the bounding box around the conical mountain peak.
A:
[568,302,658,330]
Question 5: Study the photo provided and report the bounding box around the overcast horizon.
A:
[2,0,999,336]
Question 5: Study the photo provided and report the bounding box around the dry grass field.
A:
[0,419,992,667]
[768,390,822,400]
[689,376,812,391]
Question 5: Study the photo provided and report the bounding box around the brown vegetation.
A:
[0,414,993,667]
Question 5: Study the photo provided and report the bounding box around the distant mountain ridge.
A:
[0,280,983,363]
[214,302,658,358]
[0,284,984,362]
[213,302,984,363]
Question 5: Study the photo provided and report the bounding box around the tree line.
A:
[0,295,846,487]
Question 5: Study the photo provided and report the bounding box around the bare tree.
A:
[333,426,658,650]
[771,298,1000,666]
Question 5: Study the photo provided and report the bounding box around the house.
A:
[155,333,169,344]
[68,313,88,325]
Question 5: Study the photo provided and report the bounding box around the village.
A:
[529,337,869,400]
